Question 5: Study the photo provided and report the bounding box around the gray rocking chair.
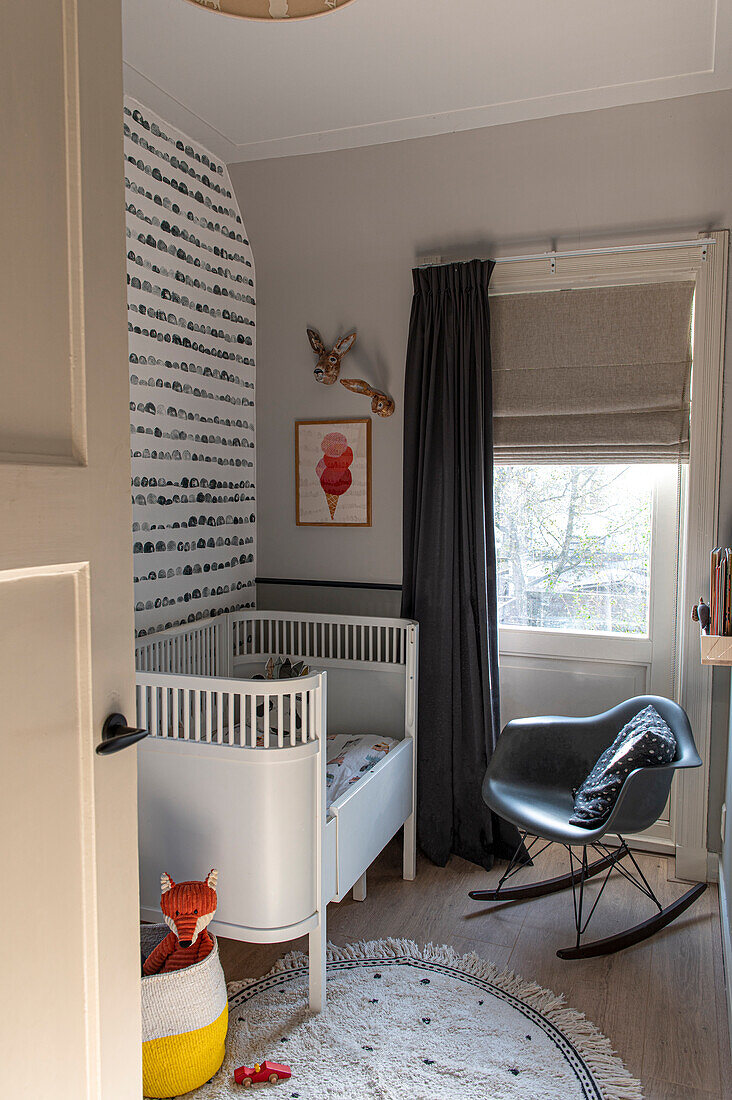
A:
[469,695,707,958]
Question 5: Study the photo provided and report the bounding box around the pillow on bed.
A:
[569,705,676,829]
[255,656,310,681]
[326,734,397,807]
[254,657,309,738]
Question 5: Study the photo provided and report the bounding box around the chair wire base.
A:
[468,834,707,959]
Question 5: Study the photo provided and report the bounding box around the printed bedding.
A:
[326,734,397,809]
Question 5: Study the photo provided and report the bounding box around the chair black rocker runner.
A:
[469,696,707,959]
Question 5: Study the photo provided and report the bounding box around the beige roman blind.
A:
[490,281,695,462]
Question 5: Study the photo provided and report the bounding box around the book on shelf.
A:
[710,547,732,636]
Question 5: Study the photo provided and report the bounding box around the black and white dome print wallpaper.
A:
[124,98,256,638]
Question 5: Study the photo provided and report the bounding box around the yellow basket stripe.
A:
[142,1003,228,1098]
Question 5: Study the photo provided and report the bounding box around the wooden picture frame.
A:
[295,418,372,527]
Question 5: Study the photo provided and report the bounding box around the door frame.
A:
[2,0,142,1090]
[675,230,728,880]
[485,230,728,880]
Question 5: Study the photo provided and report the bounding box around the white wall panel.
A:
[499,654,648,728]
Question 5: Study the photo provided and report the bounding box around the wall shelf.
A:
[700,634,732,665]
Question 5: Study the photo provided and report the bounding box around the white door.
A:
[1,1,142,1096]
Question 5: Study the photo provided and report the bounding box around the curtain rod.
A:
[418,238,715,270]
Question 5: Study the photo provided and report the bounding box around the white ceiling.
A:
[123,0,732,164]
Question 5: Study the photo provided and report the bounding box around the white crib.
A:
[136,610,418,1010]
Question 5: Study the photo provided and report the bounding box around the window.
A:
[494,464,667,635]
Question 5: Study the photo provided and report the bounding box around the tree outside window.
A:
[494,464,655,634]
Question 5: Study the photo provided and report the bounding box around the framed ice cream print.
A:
[295,418,372,527]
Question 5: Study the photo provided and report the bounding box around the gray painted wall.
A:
[257,581,400,619]
[230,89,732,858]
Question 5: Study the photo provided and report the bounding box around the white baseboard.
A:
[595,836,719,882]
[623,834,675,857]
[674,844,711,883]
[718,857,732,1062]
[708,852,720,883]
[601,833,675,857]
[140,905,163,925]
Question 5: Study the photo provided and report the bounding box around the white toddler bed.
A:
[136,610,418,1011]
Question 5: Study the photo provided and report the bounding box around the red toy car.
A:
[234,1061,292,1087]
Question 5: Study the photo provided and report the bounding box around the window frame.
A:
[487,232,728,880]
[494,462,668,641]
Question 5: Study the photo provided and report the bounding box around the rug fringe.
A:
[228,937,644,1100]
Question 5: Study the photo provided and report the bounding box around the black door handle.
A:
[96,713,148,755]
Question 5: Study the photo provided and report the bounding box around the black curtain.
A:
[401,259,519,870]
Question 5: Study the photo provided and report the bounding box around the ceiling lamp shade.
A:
[185,0,356,19]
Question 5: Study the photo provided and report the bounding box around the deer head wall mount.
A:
[340,378,395,418]
[307,328,356,385]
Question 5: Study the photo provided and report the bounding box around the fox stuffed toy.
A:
[143,869,219,975]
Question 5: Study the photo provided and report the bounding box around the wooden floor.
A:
[218,839,731,1099]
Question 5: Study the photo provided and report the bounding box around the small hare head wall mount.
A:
[307,328,357,385]
[340,377,395,418]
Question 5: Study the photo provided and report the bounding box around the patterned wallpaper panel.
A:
[124,98,256,637]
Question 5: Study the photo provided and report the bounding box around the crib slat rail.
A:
[135,612,417,749]
[135,617,226,676]
[225,611,409,668]
[136,670,322,748]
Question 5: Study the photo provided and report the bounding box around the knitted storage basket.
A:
[141,924,228,1098]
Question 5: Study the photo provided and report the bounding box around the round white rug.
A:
[187,939,642,1100]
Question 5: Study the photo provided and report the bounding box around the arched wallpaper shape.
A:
[124,98,256,637]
